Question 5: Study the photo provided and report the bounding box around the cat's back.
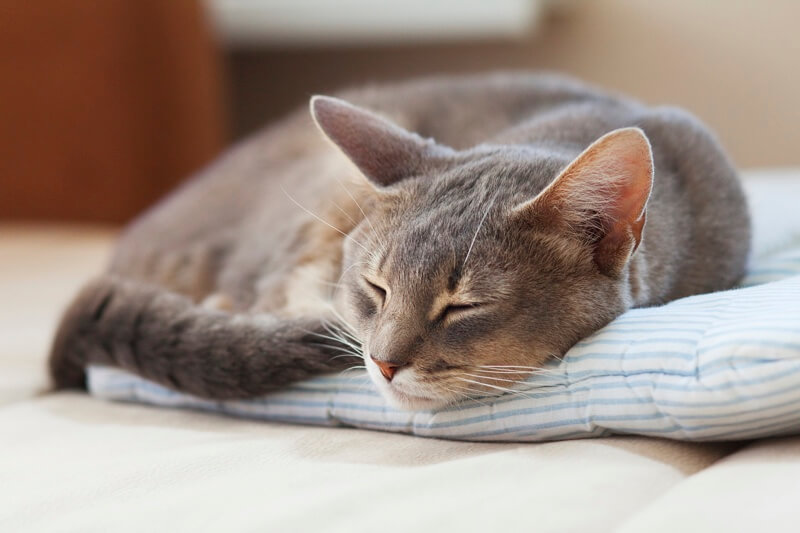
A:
[110,72,749,305]
[344,73,749,302]
[336,72,627,148]
[109,72,612,269]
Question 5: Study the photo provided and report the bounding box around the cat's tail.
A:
[49,276,360,399]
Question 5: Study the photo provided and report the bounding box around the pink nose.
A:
[371,356,403,381]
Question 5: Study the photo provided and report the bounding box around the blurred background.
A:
[2,0,799,224]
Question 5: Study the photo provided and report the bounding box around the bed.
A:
[2,169,800,532]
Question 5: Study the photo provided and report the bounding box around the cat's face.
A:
[338,159,628,409]
[312,96,653,410]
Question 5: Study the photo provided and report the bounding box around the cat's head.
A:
[311,96,653,410]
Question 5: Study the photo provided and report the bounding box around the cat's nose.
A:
[370,356,405,381]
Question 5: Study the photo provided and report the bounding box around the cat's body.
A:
[50,73,750,409]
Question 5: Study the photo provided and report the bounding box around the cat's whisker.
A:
[330,200,359,227]
[320,318,353,339]
[523,369,563,377]
[338,370,376,387]
[307,337,346,350]
[307,330,349,344]
[473,370,561,384]
[318,328,357,351]
[308,342,363,361]
[334,176,388,252]
[317,305,358,335]
[477,364,542,369]
[455,377,538,401]
[463,372,530,384]
[281,186,370,253]
[462,193,498,270]
[329,353,366,368]
[318,329,363,358]
[322,315,360,340]
[325,261,370,303]
[338,365,367,376]
[307,328,360,352]
[467,374,555,392]
[320,321,353,345]
[324,346,364,359]
[477,369,560,377]
[442,385,493,408]
[441,384,477,400]
[339,261,368,279]
[327,307,360,337]
[477,365,562,375]
[326,324,364,360]
[448,383,501,408]
[449,383,490,399]
[325,337,363,359]
[471,368,532,374]
[304,321,365,361]
[456,377,520,394]
[330,355,363,363]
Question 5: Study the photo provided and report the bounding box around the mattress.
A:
[2,169,800,532]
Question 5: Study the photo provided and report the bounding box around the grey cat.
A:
[50,72,750,410]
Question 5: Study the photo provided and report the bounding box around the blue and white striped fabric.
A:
[88,177,800,442]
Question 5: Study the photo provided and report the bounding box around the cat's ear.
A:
[513,127,654,276]
[310,95,453,187]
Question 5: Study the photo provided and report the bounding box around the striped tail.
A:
[49,276,359,399]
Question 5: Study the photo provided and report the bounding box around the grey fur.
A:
[49,72,750,409]
[49,276,359,397]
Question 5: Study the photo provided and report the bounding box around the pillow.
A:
[88,176,800,442]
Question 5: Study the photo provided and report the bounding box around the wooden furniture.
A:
[0,0,227,223]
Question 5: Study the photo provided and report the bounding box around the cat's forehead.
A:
[365,149,572,277]
[417,149,566,205]
[370,209,506,289]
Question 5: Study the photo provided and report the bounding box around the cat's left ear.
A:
[310,95,454,187]
[513,127,654,276]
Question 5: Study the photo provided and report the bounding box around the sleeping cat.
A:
[50,72,750,410]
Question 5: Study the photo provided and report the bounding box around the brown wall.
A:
[227,0,800,169]
[0,0,227,223]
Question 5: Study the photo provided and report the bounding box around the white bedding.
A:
[2,170,800,532]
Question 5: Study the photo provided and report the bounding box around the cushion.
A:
[88,174,800,442]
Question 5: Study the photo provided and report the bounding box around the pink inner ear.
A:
[606,151,653,227]
[548,127,653,239]
[513,127,653,275]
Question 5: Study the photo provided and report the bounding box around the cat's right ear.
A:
[310,95,453,187]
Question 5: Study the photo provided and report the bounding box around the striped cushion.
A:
[87,176,800,442]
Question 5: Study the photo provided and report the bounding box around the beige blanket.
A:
[3,170,800,531]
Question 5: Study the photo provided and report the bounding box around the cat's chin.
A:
[369,379,448,410]
[381,387,451,411]
[365,362,456,410]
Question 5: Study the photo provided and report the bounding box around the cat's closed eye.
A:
[440,303,482,321]
[363,277,388,306]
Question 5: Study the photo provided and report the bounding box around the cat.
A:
[49,72,751,410]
